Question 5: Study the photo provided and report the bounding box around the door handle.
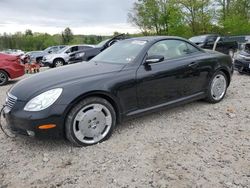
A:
[188,62,199,68]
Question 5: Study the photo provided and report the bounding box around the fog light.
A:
[27,130,35,137]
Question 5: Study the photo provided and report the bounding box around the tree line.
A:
[128,0,250,37]
[0,28,105,51]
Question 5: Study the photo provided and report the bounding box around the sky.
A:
[0,0,139,35]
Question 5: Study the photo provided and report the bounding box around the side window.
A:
[71,46,79,52]
[79,46,91,50]
[207,36,218,43]
[183,43,200,54]
[148,40,200,60]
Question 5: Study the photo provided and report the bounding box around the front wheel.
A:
[65,97,116,146]
[0,70,9,86]
[53,59,65,68]
[206,71,228,103]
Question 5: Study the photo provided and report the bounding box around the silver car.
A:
[42,45,93,68]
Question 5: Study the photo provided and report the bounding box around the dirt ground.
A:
[0,71,249,188]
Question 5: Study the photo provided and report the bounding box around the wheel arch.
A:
[53,57,65,64]
[0,69,10,78]
[63,91,122,129]
[216,68,231,87]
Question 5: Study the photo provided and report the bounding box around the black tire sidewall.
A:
[65,97,116,147]
[206,71,228,103]
[0,70,9,86]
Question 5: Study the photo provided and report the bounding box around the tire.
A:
[0,70,9,86]
[238,67,244,75]
[53,59,65,68]
[65,97,116,147]
[206,71,228,103]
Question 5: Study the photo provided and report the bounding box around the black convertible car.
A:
[68,34,127,63]
[2,36,233,146]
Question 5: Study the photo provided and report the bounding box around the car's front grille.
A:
[6,93,17,110]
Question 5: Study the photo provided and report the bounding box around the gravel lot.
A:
[0,71,250,188]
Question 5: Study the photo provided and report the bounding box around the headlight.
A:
[24,88,63,111]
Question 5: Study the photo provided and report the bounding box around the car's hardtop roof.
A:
[127,36,189,42]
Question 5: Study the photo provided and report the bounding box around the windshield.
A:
[91,39,147,64]
[95,39,110,48]
[56,46,68,54]
[43,47,52,53]
[189,36,207,43]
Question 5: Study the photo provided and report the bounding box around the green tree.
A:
[177,0,214,35]
[25,29,33,36]
[62,27,74,44]
[216,0,250,35]
[128,0,187,35]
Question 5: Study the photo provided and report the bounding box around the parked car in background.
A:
[3,36,233,146]
[234,42,250,74]
[189,34,238,56]
[26,45,66,65]
[69,34,127,63]
[246,36,250,42]
[42,45,94,68]
[3,49,25,56]
[0,53,25,86]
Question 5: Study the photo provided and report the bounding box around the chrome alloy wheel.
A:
[72,103,112,144]
[55,60,64,67]
[211,74,227,101]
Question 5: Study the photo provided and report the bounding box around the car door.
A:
[203,35,218,49]
[136,39,208,109]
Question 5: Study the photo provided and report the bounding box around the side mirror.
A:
[48,50,52,54]
[145,55,164,64]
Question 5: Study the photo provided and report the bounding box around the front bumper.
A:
[42,59,53,67]
[2,101,68,138]
[234,59,250,73]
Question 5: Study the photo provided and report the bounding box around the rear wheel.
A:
[65,97,116,146]
[206,71,228,103]
[0,70,9,86]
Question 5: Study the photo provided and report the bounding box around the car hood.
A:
[10,62,126,101]
[44,53,59,58]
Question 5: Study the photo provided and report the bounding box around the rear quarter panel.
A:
[0,59,25,79]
